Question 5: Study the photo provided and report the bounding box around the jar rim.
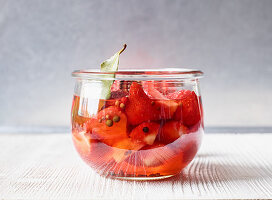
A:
[72,68,204,80]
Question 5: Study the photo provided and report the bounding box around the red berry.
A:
[142,81,168,100]
[157,121,189,144]
[130,122,160,145]
[86,106,128,146]
[125,82,161,125]
[167,90,201,127]
[126,82,178,125]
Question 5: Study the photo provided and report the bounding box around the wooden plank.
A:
[0,133,272,199]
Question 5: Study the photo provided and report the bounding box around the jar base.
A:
[108,174,175,181]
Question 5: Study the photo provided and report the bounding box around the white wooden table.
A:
[0,133,272,199]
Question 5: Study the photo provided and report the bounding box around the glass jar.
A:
[71,69,204,180]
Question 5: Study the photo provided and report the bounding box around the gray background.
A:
[0,0,272,129]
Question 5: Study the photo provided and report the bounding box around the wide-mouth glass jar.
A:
[71,68,204,180]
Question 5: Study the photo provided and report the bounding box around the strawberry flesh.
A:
[126,82,178,125]
[125,82,161,125]
[157,121,189,144]
[130,122,160,145]
[86,106,128,146]
[167,90,201,127]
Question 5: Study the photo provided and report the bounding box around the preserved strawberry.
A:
[158,121,189,144]
[167,90,201,127]
[130,122,160,145]
[86,106,128,146]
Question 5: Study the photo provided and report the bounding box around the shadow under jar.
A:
[71,69,204,180]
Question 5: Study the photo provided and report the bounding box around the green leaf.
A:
[100,44,127,99]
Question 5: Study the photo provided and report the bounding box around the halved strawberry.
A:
[142,80,176,96]
[126,82,178,125]
[110,138,145,163]
[73,136,120,172]
[142,81,168,100]
[142,81,178,119]
[157,121,189,144]
[130,122,160,145]
[167,90,201,126]
[156,100,178,119]
[124,142,176,167]
[125,82,161,125]
[72,129,116,169]
[86,106,128,146]
[72,130,93,156]
[140,143,176,167]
